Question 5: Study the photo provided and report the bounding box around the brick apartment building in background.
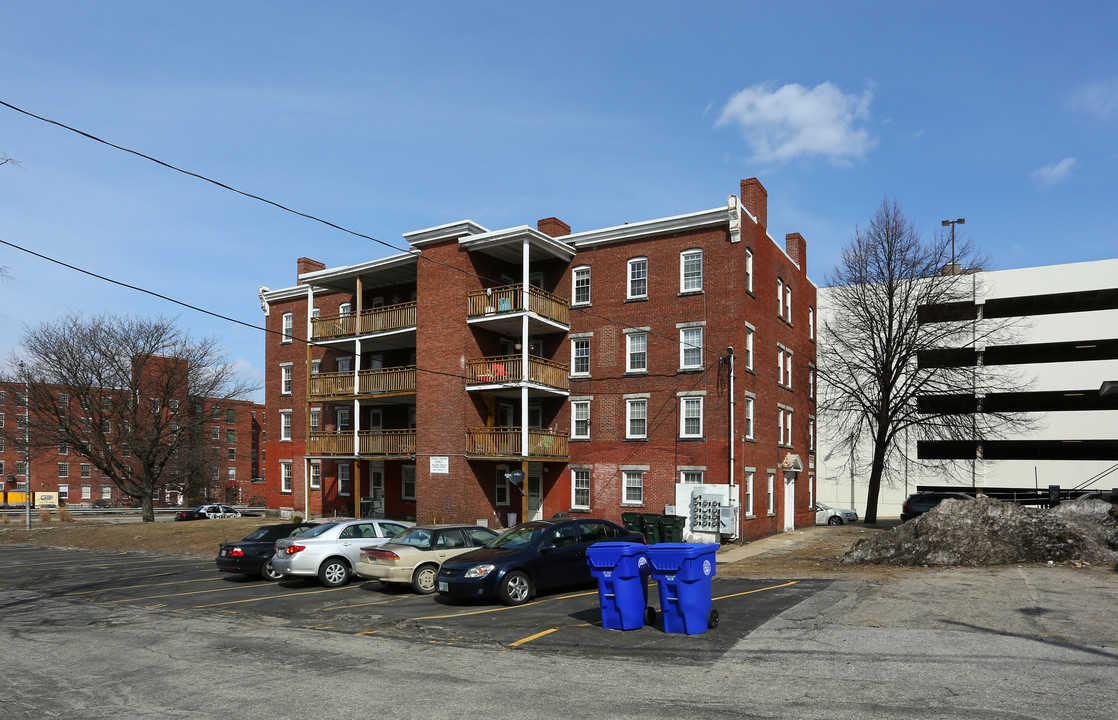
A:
[258,178,817,541]
[0,379,264,508]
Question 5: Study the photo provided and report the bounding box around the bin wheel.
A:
[645,606,656,626]
[708,608,719,629]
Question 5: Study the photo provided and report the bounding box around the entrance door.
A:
[783,472,797,531]
[362,469,385,518]
[528,471,543,521]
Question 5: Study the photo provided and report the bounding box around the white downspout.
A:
[521,238,530,459]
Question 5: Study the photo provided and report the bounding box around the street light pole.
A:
[941,218,965,268]
[21,362,31,530]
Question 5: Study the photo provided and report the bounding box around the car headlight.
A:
[465,564,496,579]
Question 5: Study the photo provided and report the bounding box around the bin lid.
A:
[645,542,718,571]
[585,541,647,568]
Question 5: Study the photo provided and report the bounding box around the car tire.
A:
[260,558,283,581]
[827,515,843,526]
[497,571,533,606]
[411,564,439,595]
[318,558,351,588]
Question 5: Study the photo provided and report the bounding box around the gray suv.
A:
[900,492,974,522]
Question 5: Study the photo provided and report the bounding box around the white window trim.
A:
[281,312,294,343]
[680,248,703,293]
[280,363,293,396]
[627,257,648,299]
[679,325,703,370]
[309,461,321,490]
[767,471,775,514]
[495,465,510,507]
[279,410,293,442]
[572,265,591,306]
[571,337,591,376]
[571,467,591,511]
[744,394,755,441]
[621,465,648,506]
[571,400,591,440]
[744,469,756,518]
[625,396,649,439]
[679,396,703,438]
[745,248,754,294]
[625,330,648,373]
[280,461,293,494]
[338,463,352,497]
[744,324,755,372]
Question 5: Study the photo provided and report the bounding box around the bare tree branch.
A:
[817,199,1032,522]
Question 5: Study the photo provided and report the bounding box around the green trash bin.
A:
[640,514,663,544]
[659,515,686,543]
[621,512,644,534]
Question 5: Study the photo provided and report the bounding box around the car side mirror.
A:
[540,542,557,553]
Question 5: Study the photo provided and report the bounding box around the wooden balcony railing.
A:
[311,301,417,341]
[308,366,416,398]
[465,427,569,459]
[465,355,569,391]
[307,430,416,456]
[466,284,569,326]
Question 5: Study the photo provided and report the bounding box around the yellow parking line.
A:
[713,580,798,600]
[176,585,354,610]
[509,628,559,646]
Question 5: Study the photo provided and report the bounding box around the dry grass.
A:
[0,517,279,557]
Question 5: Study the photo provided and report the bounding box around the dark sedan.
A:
[435,517,644,606]
[216,523,318,580]
[900,492,974,522]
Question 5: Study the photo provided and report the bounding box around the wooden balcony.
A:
[467,284,569,327]
[465,427,569,460]
[308,366,416,399]
[465,355,569,391]
[311,301,417,341]
[307,430,416,457]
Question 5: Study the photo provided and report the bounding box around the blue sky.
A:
[3,2,1116,400]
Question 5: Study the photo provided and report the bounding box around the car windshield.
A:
[485,524,548,550]
[243,527,277,541]
[298,523,336,539]
[387,528,436,550]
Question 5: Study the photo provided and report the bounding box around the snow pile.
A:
[841,497,1118,567]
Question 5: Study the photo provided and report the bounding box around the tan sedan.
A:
[354,524,500,594]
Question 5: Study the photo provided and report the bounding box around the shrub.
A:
[57,506,75,523]
[38,507,53,524]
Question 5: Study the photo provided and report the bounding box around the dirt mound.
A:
[841,497,1118,567]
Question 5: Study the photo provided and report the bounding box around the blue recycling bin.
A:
[646,543,719,635]
[586,542,653,630]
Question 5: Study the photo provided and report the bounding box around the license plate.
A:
[438,581,448,593]
[220,549,227,556]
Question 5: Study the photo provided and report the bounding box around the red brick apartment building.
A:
[258,178,816,541]
[0,380,263,508]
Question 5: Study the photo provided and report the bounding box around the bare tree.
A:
[7,313,256,522]
[817,199,1028,523]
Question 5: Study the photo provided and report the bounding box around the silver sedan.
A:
[272,518,411,587]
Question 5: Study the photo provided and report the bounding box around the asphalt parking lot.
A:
[2,543,829,662]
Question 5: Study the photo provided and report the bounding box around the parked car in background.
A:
[814,503,858,526]
[216,523,318,580]
[175,504,235,521]
[272,518,411,587]
[436,518,644,606]
[91,499,113,509]
[175,504,259,521]
[355,524,499,594]
[900,492,974,522]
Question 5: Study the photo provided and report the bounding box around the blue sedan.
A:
[435,517,644,606]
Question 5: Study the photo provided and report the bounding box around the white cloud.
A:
[716,81,876,165]
[1067,79,1118,119]
[1030,157,1076,186]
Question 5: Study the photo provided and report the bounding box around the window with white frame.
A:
[767,472,775,513]
[280,462,292,493]
[280,411,292,441]
[281,312,294,343]
[627,257,648,299]
[573,266,591,305]
[310,409,320,433]
[495,466,510,506]
[572,468,591,510]
[169,399,179,414]
[680,396,703,438]
[785,349,793,388]
[280,364,293,395]
[17,461,29,476]
[808,473,815,509]
[310,461,321,490]
[58,462,69,478]
[622,469,644,505]
[59,442,68,455]
[745,248,754,293]
[402,464,416,500]
[101,485,112,500]
[785,285,792,322]
[808,306,815,340]
[809,416,815,451]
[626,332,647,373]
[338,463,352,496]
[745,325,755,371]
[337,355,352,373]
[311,359,321,375]
[58,484,68,500]
[744,394,755,440]
[336,406,351,432]
[680,249,702,292]
[211,425,220,440]
[745,470,755,516]
[681,470,703,484]
[626,398,648,439]
[339,302,352,315]
[81,463,91,478]
[679,326,702,369]
[777,278,784,317]
[101,419,111,434]
[571,400,591,440]
[571,337,590,376]
[809,365,815,399]
[778,406,786,445]
[228,467,237,484]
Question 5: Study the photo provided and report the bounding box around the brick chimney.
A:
[740,178,767,229]
[785,233,807,273]
[537,217,571,238]
[297,257,325,283]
